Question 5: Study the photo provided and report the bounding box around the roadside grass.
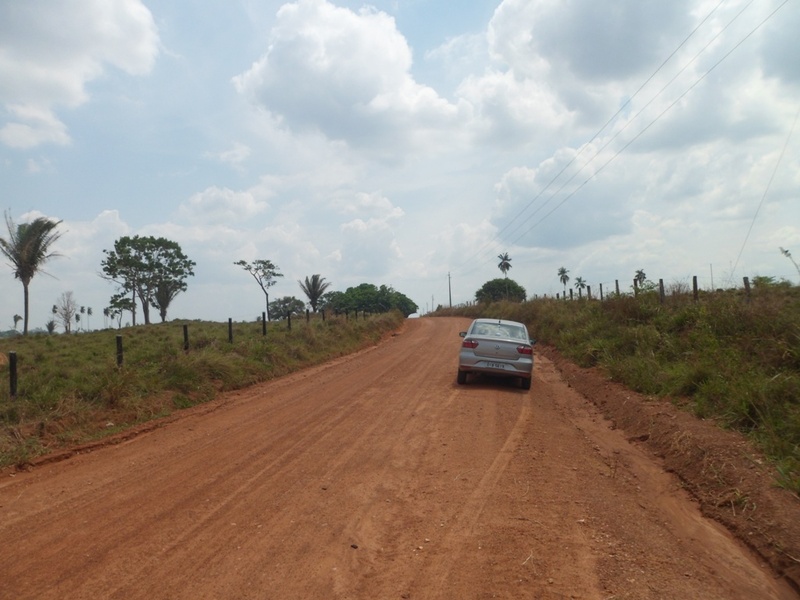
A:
[436,286,800,495]
[0,312,403,468]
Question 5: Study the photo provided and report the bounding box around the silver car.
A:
[456,318,535,390]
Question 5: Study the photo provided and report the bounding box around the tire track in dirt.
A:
[0,317,796,600]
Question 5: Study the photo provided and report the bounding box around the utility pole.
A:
[448,272,452,307]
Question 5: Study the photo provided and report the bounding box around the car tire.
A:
[520,377,531,390]
[457,370,467,384]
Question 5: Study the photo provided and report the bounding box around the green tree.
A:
[318,284,417,317]
[574,276,587,297]
[319,290,344,312]
[635,269,647,287]
[107,293,135,329]
[0,213,63,335]
[269,296,306,319]
[475,278,526,303]
[152,280,185,323]
[298,274,332,312]
[235,259,283,321]
[101,236,195,325]
[497,252,512,278]
[557,267,570,296]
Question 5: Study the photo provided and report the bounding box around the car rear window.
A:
[471,323,527,340]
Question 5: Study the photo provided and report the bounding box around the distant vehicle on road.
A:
[456,318,535,390]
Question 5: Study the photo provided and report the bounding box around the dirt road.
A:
[0,317,797,599]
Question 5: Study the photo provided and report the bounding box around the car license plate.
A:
[486,362,505,369]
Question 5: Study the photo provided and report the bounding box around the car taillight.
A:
[517,345,533,355]
[462,339,479,349]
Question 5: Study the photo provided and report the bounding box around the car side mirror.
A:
[459,331,467,338]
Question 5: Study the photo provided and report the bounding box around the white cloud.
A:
[178,186,269,225]
[209,142,252,172]
[0,105,70,148]
[0,0,159,148]
[233,0,465,158]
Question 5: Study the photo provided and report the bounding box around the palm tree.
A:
[780,247,800,279]
[634,269,647,287]
[298,274,332,312]
[574,276,587,298]
[497,252,512,278]
[557,267,570,296]
[0,213,63,335]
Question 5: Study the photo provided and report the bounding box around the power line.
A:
[509,0,791,246]
[450,0,729,277]
[453,0,789,277]
[732,101,800,275]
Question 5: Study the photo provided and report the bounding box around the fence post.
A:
[116,335,123,368]
[306,309,310,323]
[9,351,17,399]
[569,289,574,300]
[587,285,592,300]
[659,279,665,304]
[183,324,189,352]
[633,279,639,297]
[287,312,292,331]
[693,276,699,303]
[228,318,233,343]
[262,312,267,336]
[615,280,620,296]
[743,277,751,303]
[599,283,604,301]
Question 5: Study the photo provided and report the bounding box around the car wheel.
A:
[520,377,531,390]
[457,370,467,384]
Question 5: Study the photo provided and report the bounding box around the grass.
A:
[0,311,404,468]
[436,284,800,495]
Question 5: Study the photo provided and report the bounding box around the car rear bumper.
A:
[458,357,532,378]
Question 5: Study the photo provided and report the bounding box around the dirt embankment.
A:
[539,344,800,592]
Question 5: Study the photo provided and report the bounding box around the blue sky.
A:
[1,0,799,329]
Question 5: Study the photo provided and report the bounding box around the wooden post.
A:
[228,318,233,343]
[569,289,574,300]
[587,285,592,300]
[615,280,620,296]
[9,352,17,399]
[599,283,604,301]
[183,324,189,352]
[743,277,751,302]
[262,312,267,336]
[659,279,665,304]
[633,279,639,297]
[692,276,699,303]
[306,309,310,323]
[287,312,292,331]
[116,335,123,367]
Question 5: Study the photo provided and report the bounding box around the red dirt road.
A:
[0,317,797,599]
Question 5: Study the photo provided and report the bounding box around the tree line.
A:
[1,213,417,334]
